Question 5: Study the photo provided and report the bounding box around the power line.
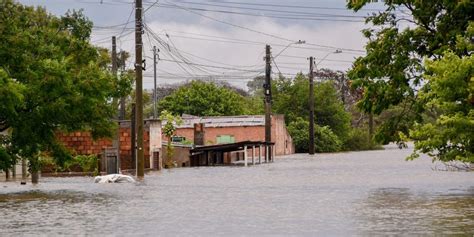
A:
[155,4,366,22]
[175,0,386,12]
[153,1,366,53]
[118,4,135,39]
[163,1,368,18]
[159,58,263,73]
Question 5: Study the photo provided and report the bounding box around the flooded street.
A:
[1,145,473,236]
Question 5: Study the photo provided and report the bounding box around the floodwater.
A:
[1,144,473,236]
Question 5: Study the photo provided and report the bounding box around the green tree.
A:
[408,48,473,162]
[272,74,351,141]
[160,110,183,168]
[246,76,265,95]
[347,0,473,144]
[0,1,125,183]
[158,80,248,116]
[287,117,342,153]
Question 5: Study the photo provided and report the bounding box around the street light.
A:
[273,40,306,60]
[309,49,342,155]
[316,49,342,67]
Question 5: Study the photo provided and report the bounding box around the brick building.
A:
[57,119,161,171]
[166,115,294,156]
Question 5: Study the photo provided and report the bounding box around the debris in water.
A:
[94,174,135,183]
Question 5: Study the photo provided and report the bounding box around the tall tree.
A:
[408,24,474,162]
[347,0,474,144]
[272,74,351,141]
[0,1,127,182]
[157,80,248,116]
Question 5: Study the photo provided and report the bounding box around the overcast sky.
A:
[18,0,386,89]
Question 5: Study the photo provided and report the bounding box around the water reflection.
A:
[0,146,473,235]
[356,187,474,235]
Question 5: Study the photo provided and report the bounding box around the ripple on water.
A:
[0,146,473,236]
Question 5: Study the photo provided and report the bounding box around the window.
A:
[216,135,235,144]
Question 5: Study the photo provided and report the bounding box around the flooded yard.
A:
[1,144,473,236]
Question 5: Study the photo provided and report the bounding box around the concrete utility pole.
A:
[309,56,315,155]
[135,0,145,178]
[153,46,158,119]
[264,45,272,162]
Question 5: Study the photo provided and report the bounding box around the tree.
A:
[408,26,474,162]
[158,80,248,116]
[160,110,183,168]
[272,74,352,141]
[0,1,125,183]
[287,117,342,153]
[246,76,265,95]
[347,0,474,144]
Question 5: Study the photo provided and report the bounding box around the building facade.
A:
[166,114,294,156]
[57,119,162,171]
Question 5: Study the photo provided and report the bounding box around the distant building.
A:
[166,114,294,156]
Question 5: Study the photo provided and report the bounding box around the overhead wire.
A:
[155,4,366,22]
[155,1,366,53]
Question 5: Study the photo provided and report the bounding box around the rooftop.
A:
[176,115,265,128]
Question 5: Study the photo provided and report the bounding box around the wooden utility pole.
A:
[309,56,315,155]
[21,158,27,180]
[135,0,144,178]
[264,45,272,162]
[112,36,118,79]
[112,36,121,172]
[369,112,374,138]
[131,103,136,170]
[119,52,126,120]
[153,46,158,119]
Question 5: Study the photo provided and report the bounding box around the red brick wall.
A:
[57,127,151,171]
[167,115,295,156]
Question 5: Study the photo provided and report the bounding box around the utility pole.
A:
[21,159,27,180]
[119,52,126,120]
[112,36,121,172]
[369,112,374,138]
[309,57,315,155]
[131,103,136,170]
[264,45,272,162]
[112,36,118,81]
[153,46,158,119]
[135,0,145,179]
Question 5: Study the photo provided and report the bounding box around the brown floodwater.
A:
[1,144,473,236]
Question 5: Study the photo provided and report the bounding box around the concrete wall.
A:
[162,145,191,168]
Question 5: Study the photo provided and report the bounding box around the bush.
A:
[41,154,99,175]
[315,126,342,153]
[288,118,310,153]
[288,117,342,153]
[344,128,381,151]
[73,155,99,173]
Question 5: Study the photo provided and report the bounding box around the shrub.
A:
[288,117,343,153]
[344,128,381,151]
[315,126,342,153]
